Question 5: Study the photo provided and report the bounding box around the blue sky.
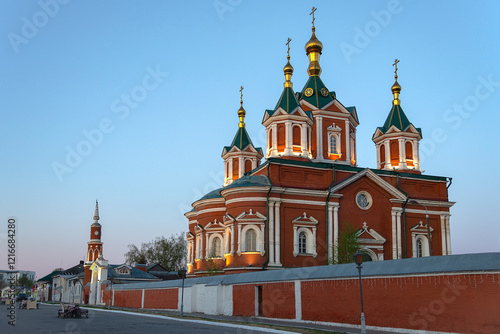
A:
[1,0,499,278]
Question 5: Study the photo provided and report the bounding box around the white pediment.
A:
[292,212,318,225]
[236,209,266,222]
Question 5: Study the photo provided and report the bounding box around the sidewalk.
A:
[101,305,400,334]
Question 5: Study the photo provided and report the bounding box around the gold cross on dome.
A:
[286,38,292,57]
[393,59,400,78]
[310,7,317,27]
[239,86,244,105]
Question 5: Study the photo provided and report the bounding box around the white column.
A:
[415,141,421,171]
[412,234,417,258]
[275,201,281,266]
[205,233,209,259]
[224,229,229,254]
[301,124,308,156]
[237,224,242,255]
[252,158,257,170]
[440,215,447,255]
[376,144,381,169]
[284,121,293,155]
[200,234,204,259]
[260,224,265,255]
[293,226,298,257]
[239,156,244,178]
[391,210,397,259]
[272,124,278,156]
[316,116,324,159]
[228,158,233,184]
[445,216,452,255]
[333,206,339,263]
[269,201,275,264]
[385,140,391,169]
[398,138,407,169]
[345,120,350,164]
[308,127,312,157]
[327,205,333,263]
[294,280,301,320]
[231,225,235,256]
[266,127,270,157]
[396,212,402,259]
[412,140,419,170]
[312,227,317,257]
[141,289,145,309]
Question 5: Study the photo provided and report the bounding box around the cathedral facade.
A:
[185,11,453,276]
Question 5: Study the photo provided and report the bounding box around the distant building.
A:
[185,14,453,276]
[0,270,36,286]
[82,201,160,305]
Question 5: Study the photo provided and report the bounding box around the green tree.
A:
[17,274,34,289]
[125,233,187,271]
[332,222,365,264]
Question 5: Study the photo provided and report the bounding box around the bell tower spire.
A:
[222,88,263,186]
[83,200,104,301]
[373,60,422,172]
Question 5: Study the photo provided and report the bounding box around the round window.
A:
[356,191,373,210]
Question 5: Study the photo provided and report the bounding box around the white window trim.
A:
[293,226,317,258]
[207,233,224,259]
[238,224,265,255]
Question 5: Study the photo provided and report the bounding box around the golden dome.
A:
[305,28,323,55]
[283,57,294,75]
[391,80,401,93]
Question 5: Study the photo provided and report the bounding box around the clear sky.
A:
[1,1,499,279]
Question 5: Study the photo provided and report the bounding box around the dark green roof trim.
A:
[230,127,254,150]
[299,76,334,109]
[198,187,223,201]
[380,104,421,136]
[274,86,300,113]
[225,175,270,189]
[264,157,449,182]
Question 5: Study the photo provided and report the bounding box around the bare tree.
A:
[125,233,187,271]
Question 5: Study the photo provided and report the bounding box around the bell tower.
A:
[222,87,263,186]
[373,60,422,172]
[83,200,103,292]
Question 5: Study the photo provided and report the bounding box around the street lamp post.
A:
[410,200,433,256]
[353,251,367,334]
[178,269,187,317]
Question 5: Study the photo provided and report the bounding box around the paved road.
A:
[0,303,294,334]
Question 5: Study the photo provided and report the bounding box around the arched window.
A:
[245,229,257,252]
[277,125,286,151]
[268,128,272,152]
[416,239,423,258]
[379,144,385,163]
[299,231,307,254]
[329,135,338,154]
[211,237,222,257]
[390,141,399,165]
[405,141,413,159]
[293,125,301,146]
[245,159,252,173]
[232,158,239,180]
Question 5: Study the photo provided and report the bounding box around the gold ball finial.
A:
[238,86,246,127]
[305,7,323,76]
[284,38,294,88]
[391,59,401,105]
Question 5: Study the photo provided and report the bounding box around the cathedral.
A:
[185,9,453,276]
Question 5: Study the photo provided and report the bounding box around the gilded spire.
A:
[93,199,99,221]
[391,59,402,106]
[305,7,323,76]
[238,86,246,128]
[284,38,294,88]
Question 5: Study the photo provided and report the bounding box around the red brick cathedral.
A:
[185,12,453,276]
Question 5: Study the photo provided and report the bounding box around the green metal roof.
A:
[274,86,300,113]
[299,75,334,109]
[380,104,421,136]
[229,126,254,150]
